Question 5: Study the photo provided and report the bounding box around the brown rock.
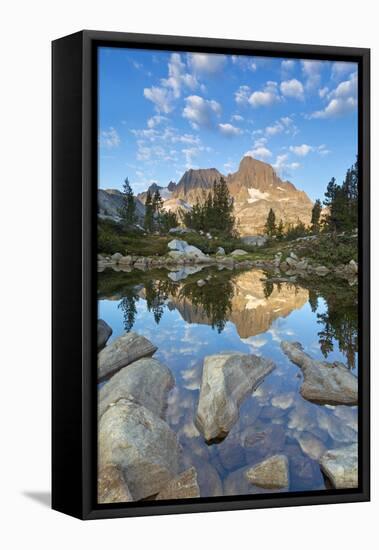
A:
[156,468,200,500]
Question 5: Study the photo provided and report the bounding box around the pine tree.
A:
[311,199,322,233]
[144,189,154,232]
[152,189,164,231]
[276,219,285,240]
[119,177,137,228]
[265,208,276,237]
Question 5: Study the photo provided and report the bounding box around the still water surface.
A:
[98,266,358,496]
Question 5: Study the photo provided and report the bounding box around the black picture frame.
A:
[52,30,370,520]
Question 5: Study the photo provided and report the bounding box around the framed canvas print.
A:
[52,30,370,520]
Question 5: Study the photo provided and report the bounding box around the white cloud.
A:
[161,53,197,98]
[245,146,272,160]
[301,60,324,90]
[182,95,222,129]
[231,55,257,72]
[188,53,227,75]
[309,72,357,119]
[218,123,242,137]
[273,154,301,177]
[231,114,244,121]
[147,115,168,128]
[317,144,331,156]
[144,86,173,113]
[331,61,358,80]
[235,85,251,106]
[99,127,120,149]
[318,86,329,98]
[248,81,280,107]
[264,116,298,137]
[281,59,295,71]
[280,78,304,100]
[289,144,313,156]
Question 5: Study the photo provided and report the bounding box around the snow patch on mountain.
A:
[247,188,270,203]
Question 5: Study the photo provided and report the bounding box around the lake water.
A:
[98,266,358,497]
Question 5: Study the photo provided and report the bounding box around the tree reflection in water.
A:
[100,267,358,369]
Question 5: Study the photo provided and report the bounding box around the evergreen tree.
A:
[152,189,164,231]
[265,208,276,237]
[119,177,137,228]
[276,219,285,240]
[160,210,178,233]
[144,189,154,232]
[311,199,322,233]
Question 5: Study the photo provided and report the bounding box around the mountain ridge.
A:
[99,156,314,235]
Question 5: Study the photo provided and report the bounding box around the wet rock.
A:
[98,319,112,351]
[119,255,133,265]
[98,464,133,504]
[294,432,326,460]
[230,249,248,257]
[195,353,276,443]
[98,332,157,380]
[99,400,181,500]
[156,467,200,500]
[98,358,174,420]
[314,265,329,276]
[224,465,285,496]
[316,408,357,443]
[281,341,358,405]
[246,455,289,489]
[319,443,358,489]
[111,252,123,263]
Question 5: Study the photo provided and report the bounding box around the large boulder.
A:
[246,455,289,489]
[167,239,208,261]
[168,239,188,252]
[98,358,174,420]
[195,353,276,443]
[155,467,200,500]
[281,341,358,405]
[98,332,157,380]
[319,444,358,489]
[97,463,133,504]
[99,400,181,500]
[97,319,112,351]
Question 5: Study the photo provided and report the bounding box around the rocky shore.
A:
[98,238,358,284]
[97,319,358,502]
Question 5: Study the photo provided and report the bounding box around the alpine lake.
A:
[98,263,358,498]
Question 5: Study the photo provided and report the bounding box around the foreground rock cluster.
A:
[97,319,358,502]
[97,320,200,503]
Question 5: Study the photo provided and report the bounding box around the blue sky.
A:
[98,47,358,201]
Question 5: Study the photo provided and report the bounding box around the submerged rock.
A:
[97,319,112,351]
[195,353,276,443]
[98,358,174,420]
[155,467,200,500]
[98,332,157,380]
[99,400,181,500]
[246,455,289,489]
[319,444,358,489]
[280,341,358,405]
[98,463,133,504]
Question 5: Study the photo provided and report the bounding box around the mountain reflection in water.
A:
[98,267,357,368]
[98,266,358,497]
